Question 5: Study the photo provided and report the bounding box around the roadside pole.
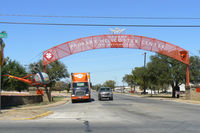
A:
[0,38,2,113]
[144,52,146,67]
[143,52,147,94]
[0,31,7,113]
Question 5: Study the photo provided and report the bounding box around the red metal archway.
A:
[43,34,190,85]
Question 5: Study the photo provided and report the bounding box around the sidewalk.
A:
[0,96,70,120]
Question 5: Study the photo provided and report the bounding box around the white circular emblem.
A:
[46,52,52,59]
[75,74,83,78]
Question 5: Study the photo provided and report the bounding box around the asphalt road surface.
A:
[0,92,200,133]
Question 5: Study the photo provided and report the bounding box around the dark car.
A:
[98,87,113,101]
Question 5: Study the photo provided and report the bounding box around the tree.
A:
[147,55,171,93]
[93,84,102,91]
[146,54,200,97]
[122,74,137,91]
[123,67,149,94]
[54,81,70,93]
[103,80,116,89]
[189,55,200,84]
[147,54,186,98]
[123,53,200,98]
[132,67,149,93]
[2,57,29,92]
[29,60,69,101]
[29,60,69,87]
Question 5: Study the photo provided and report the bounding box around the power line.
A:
[1,14,200,20]
[90,67,134,73]
[1,21,200,27]
[25,52,43,65]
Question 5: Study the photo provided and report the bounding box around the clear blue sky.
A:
[1,0,200,85]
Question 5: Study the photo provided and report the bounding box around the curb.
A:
[0,95,71,121]
[11,99,71,120]
[12,111,53,120]
[117,93,200,105]
[10,98,70,110]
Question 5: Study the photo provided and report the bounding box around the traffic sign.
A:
[0,32,7,38]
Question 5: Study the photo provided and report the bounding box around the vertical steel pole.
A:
[186,64,190,86]
[0,32,6,113]
[143,52,147,94]
[0,42,2,113]
[144,52,147,67]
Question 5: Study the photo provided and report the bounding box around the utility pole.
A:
[0,38,3,114]
[143,52,147,94]
[144,52,146,67]
[0,38,2,113]
[0,31,7,113]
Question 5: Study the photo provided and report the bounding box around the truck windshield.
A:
[73,82,88,88]
[72,87,89,94]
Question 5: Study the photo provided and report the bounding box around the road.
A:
[0,92,200,133]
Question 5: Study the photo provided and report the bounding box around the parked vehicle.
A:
[98,87,113,101]
[71,73,91,103]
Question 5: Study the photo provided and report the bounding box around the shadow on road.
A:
[72,98,95,104]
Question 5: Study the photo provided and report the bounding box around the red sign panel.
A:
[196,88,200,93]
[111,41,123,48]
[37,89,44,95]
